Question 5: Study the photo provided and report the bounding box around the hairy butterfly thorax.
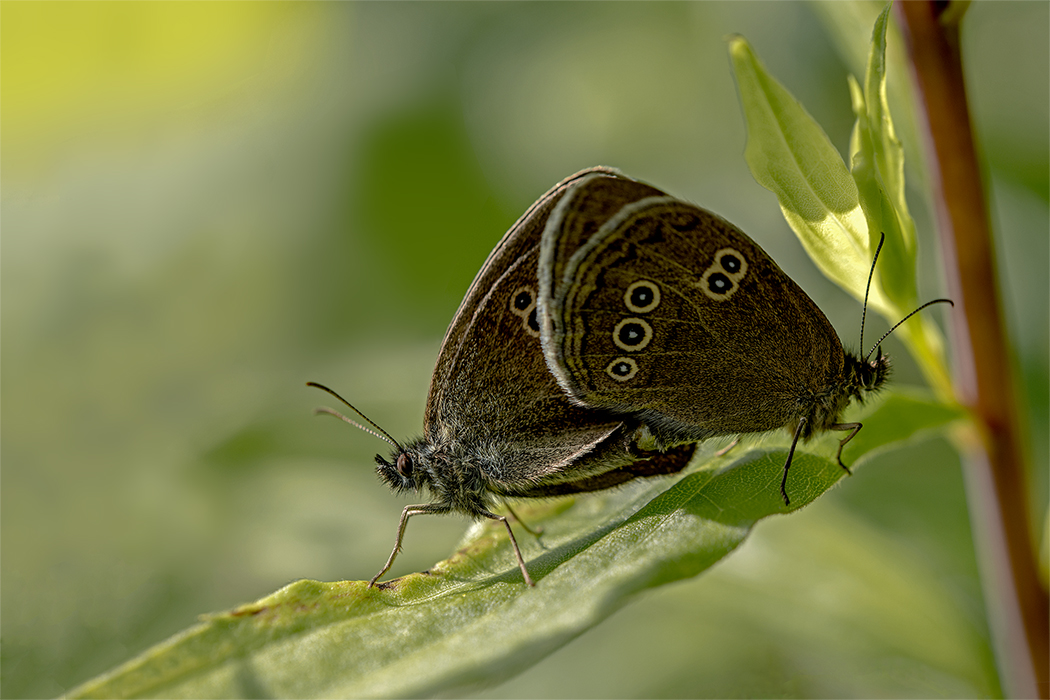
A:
[309,167,950,588]
[790,351,890,439]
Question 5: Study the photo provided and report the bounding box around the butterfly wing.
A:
[540,174,846,443]
[424,167,691,489]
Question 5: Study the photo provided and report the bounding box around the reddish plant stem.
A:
[897,2,1048,698]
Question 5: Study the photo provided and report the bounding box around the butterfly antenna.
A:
[864,298,954,361]
[306,382,402,450]
[858,232,886,356]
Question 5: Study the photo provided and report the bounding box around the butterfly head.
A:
[844,349,891,401]
[846,292,953,401]
[375,446,431,494]
[848,233,950,402]
[375,441,488,517]
[305,382,436,494]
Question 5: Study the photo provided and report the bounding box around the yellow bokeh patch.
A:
[1,2,322,179]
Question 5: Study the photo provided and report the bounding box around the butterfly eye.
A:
[396,453,413,478]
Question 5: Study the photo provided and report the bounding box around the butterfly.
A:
[310,167,949,587]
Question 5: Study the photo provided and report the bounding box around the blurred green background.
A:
[2,2,1046,697]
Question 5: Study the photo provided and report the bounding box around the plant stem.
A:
[896,2,1049,698]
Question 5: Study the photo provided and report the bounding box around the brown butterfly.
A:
[311,167,949,587]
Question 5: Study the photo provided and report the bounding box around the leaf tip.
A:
[725,34,752,61]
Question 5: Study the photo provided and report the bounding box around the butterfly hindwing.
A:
[425,168,696,488]
[540,175,845,443]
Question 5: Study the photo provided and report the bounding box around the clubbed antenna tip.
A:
[306,381,402,450]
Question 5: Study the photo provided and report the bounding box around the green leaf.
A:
[727,34,887,316]
[811,0,925,194]
[849,2,918,314]
[847,3,952,397]
[730,20,952,398]
[67,391,966,700]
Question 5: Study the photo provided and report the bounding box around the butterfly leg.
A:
[480,508,536,587]
[830,422,862,474]
[715,437,740,457]
[502,500,544,538]
[369,503,449,588]
[780,419,808,506]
